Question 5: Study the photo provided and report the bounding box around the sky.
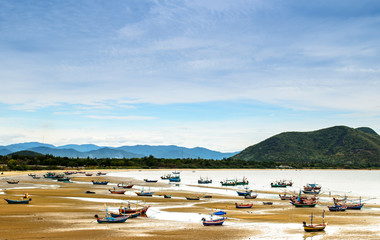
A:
[0,0,379,152]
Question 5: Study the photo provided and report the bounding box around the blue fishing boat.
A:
[198,177,212,184]
[236,188,253,196]
[135,189,154,196]
[201,211,227,226]
[92,180,109,185]
[5,198,32,204]
[346,197,365,210]
[169,175,181,182]
[328,204,347,211]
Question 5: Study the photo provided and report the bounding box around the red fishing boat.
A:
[235,203,253,208]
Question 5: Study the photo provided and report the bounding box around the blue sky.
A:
[0,0,379,152]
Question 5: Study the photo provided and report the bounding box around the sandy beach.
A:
[1,170,380,240]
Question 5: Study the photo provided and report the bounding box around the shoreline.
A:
[1,170,380,239]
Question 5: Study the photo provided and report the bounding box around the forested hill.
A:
[232,126,380,168]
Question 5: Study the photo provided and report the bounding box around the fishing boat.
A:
[160,174,171,180]
[172,171,180,174]
[85,190,95,194]
[32,175,40,179]
[244,193,258,199]
[57,177,71,182]
[109,188,126,194]
[203,195,212,198]
[220,179,236,186]
[135,190,154,196]
[279,193,294,200]
[144,179,158,183]
[235,177,249,185]
[92,180,109,185]
[328,204,347,211]
[186,196,200,200]
[201,211,227,226]
[110,211,140,218]
[303,211,327,232]
[6,180,19,184]
[85,173,93,176]
[304,183,321,191]
[164,194,172,198]
[94,214,128,223]
[96,172,107,176]
[235,203,253,208]
[263,202,273,205]
[198,177,212,184]
[346,197,365,210]
[5,198,32,204]
[169,175,181,182]
[119,205,150,215]
[236,188,253,196]
[291,192,318,207]
[43,172,56,178]
[117,183,134,188]
[271,180,287,188]
[303,189,321,195]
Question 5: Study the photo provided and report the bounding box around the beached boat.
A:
[279,193,294,200]
[85,173,93,176]
[119,205,150,215]
[96,172,107,176]
[160,174,171,180]
[109,189,126,194]
[135,190,154,196]
[304,183,321,191]
[110,211,140,218]
[263,202,273,205]
[5,198,32,204]
[328,204,347,211]
[32,175,41,179]
[235,203,253,208]
[202,211,227,226]
[244,193,258,199]
[117,183,134,188]
[144,179,158,183]
[85,190,95,194]
[92,180,109,185]
[6,180,19,184]
[94,214,128,223]
[235,177,249,185]
[291,192,318,207]
[43,172,56,178]
[198,177,212,184]
[220,179,236,186]
[236,188,253,196]
[203,195,212,198]
[271,180,287,188]
[164,194,172,198]
[169,176,181,182]
[56,177,71,182]
[172,171,180,174]
[303,211,327,232]
[303,189,321,195]
[186,196,200,200]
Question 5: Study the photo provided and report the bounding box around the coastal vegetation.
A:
[1,126,379,171]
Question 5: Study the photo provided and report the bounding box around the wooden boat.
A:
[220,179,236,186]
[235,177,249,185]
[198,177,212,184]
[85,173,93,176]
[203,195,213,198]
[202,211,227,226]
[172,171,180,174]
[144,179,158,183]
[92,180,109,185]
[244,193,257,199]
[96,172,107,176]
[347,203,364,210]
[6,180,19,184]
[160,174,171,180]
[303,189,321,195]
[271,180,287,188]
[279,194,293,200]
[57,177,71,182]
[235,203,253,208]
[94,214,128,223]
[236,188,253,196]
[117,183,134,188]
[28,173,36,177]
[85,191,95,194]
[110,211,140,218]
[43,172,56,178]
[263,202,273,205]
[109,189,126,194]
[186,196,200,200]
[328,204,347,211]
[5,198,32,204]
[304,183,321,192]
[169,176,181,182]
[164,194,172,198]
[135,190,154,196]
[119,205,150,214]
[32,176,41,179]
[303,211,327,232]
[292,201,317,208]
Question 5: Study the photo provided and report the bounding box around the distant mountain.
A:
[232,126,380,167]
[116,145,238,159]
[3,142,55,152]
[0,142,236,159]
[9,150,44,157]
[56,144,101,152]
[0,148,12,156]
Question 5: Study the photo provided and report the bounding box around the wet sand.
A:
[1,170,380,239]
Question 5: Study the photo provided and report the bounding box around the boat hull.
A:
[5,198,32,204]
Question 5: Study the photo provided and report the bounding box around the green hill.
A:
[232,126,380,168]
[8,150,45,158]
